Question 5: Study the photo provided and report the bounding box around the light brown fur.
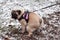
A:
[11,10,43,37]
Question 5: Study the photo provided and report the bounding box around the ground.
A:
[0,12,60,40]
[0,0,60,40]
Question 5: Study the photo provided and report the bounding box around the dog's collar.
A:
[18,11,30,23]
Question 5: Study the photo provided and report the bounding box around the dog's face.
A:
[11,10,21,19]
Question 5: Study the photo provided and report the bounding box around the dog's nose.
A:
[8,25,12,26]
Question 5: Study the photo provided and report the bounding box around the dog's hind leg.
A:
[26,27,33,37]
[26,25,37,37]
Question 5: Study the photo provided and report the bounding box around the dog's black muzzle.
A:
[11,13,18,19]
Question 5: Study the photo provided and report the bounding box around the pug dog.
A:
[11,9,44,37]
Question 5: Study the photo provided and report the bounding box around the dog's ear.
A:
[16,10,21,15]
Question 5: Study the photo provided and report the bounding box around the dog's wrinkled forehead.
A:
[11,10,21,15]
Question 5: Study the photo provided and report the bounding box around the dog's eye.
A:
[17,10,21,15]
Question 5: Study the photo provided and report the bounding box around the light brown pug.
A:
[11,10,44,37]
